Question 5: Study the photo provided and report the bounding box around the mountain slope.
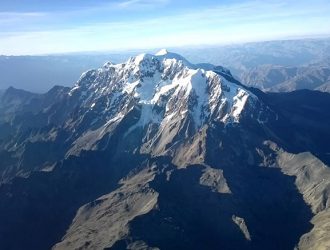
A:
[0,50,329,250]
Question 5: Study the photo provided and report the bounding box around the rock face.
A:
[0,50,329,250]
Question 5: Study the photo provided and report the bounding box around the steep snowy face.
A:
[68,49,255,129]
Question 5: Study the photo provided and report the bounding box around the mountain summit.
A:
[70,49,254,123]
[62,50,264,161]
[155,48,169,55]
[0,51,329,250]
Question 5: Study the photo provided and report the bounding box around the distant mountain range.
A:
[182,38,330,72]
[0,50,329,250]
[1,38,330,93]
[239,60,330,92]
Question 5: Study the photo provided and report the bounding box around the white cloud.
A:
[0,11,46,24]
[117,0,170,9]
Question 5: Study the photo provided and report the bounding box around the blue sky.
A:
[1,0,330,55]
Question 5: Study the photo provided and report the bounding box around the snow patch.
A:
[124,104,162,137]
[156,49,169,56]
[68,85,80,96]
[232,89,249,121]
[123,80,140,95]
[134,53,147,65]
[189,69,209,126]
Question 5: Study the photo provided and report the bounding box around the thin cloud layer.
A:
[117,0,170,9]
[1,0,330,55]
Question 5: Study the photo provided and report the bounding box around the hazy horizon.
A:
[1,36,330,57]
[1,0,330,55]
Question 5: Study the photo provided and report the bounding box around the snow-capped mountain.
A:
[0,50,329,250]
[0,49,264,181]
[69,48,254,126]
[61,49,267,161]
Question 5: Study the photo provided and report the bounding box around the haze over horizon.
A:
[1,0,330,55]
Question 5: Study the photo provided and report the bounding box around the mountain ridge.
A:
[0,50,329,250]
